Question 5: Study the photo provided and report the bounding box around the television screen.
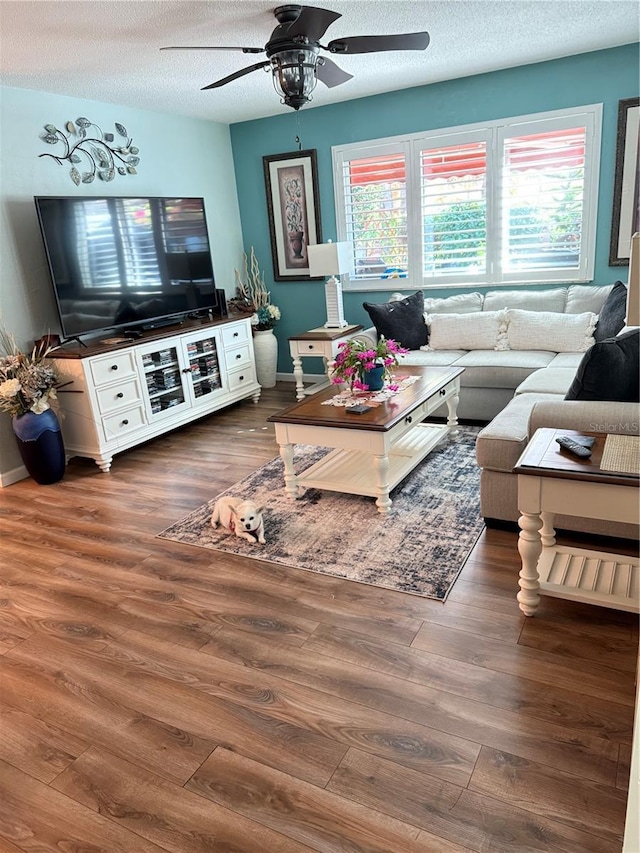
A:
[34,196,219,339]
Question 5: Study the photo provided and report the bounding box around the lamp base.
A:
[325,275,347,329]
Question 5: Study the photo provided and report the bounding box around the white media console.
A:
[51,315,261,472]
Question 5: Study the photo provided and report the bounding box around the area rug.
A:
[158,426,483,600]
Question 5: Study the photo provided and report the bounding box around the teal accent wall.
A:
[230,44,639,372]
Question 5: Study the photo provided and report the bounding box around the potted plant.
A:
[330,336,408,392]
[0,330,67,483]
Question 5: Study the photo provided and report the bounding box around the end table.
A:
[288,324,363,400]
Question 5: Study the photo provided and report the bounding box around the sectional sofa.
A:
[355,284,639,539]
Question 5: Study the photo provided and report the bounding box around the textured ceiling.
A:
[0,1,638,125]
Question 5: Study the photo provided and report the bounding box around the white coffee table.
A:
[267,365,463,515]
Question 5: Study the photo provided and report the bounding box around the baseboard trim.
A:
[0,463,29,488]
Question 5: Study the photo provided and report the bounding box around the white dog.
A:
[211,496,266,545]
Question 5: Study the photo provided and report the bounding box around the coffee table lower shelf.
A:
[297,423,447,497]
[535,545,639,612]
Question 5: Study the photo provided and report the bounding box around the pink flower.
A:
[352,379,369,391]
[388,383,399,391]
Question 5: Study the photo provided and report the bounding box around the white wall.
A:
[0,85,244,483]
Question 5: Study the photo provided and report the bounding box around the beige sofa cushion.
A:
[515,367,577,396]
[505,309,597,352]
[423,292,483,315]
[453,350,554,388]
[398,349,466,367]
[425,310,508,351]
[565,283,613,314]
[547,352,585,369]
[476,392,564,472]
[483,287,567,313]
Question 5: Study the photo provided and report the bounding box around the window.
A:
[333,105,602,291]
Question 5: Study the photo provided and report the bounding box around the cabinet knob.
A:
[439,388,446,396]
[308,344,314,350]
[181,368,191,374]
[233,331,239,337]
[122,419,129,426]
[405,415,413,424]
[116,392,124,399]
[236,353,242,359]
[239,375,244,381]
[111,364,118,371]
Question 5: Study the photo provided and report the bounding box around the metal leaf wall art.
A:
[38,117,141,185]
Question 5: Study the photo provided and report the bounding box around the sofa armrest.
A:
[349,326,377,348]
[528,400,640,437]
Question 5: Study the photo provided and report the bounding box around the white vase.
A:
[252,328,278,388]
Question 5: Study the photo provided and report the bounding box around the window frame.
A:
[332,104,602,292]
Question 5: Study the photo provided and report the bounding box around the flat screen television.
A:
[34,196,221,340]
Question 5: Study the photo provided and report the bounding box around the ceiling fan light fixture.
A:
[271,49,318,110]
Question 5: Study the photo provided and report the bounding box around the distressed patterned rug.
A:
[159,426,483,600]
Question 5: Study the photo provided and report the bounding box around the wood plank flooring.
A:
[0,383,637,853]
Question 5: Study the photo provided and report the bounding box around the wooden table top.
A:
[514,428,639,488]
[267,365,463,432]
[288,325,363,341]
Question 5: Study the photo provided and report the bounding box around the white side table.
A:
[288,325,363,400]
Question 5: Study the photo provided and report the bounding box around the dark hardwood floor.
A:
[0,383,637,853]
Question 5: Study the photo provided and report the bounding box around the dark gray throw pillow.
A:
[594,281,628,342]
[565,328,639,402]
[363,291,427,350]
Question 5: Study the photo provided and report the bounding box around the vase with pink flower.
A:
[330,336,407,393]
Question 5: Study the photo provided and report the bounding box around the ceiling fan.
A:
[161,4,430,111]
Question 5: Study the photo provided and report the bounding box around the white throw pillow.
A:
[505,309,597,352]
[425,310,508,351]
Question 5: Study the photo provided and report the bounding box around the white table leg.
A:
[292,355,304,400]
[517,511,543,616]
[374,453,392,515]
[279,442,299,499]
[446,389,460,432]
[540,511,556,549]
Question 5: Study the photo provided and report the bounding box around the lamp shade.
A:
[307,241,352,277]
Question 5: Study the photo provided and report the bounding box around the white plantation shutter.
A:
[500,127,586,274]
[333,104,601,291]
[420,140,487,278]
[335,144,409,280]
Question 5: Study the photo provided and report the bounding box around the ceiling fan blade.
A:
[327,32,430,54]
[316,57,353,89]
[161,45,264,54]
[285,5,341,41]
[201,61,270,90]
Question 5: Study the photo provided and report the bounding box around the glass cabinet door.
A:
[138,344,188,419]
[183,333,223,403]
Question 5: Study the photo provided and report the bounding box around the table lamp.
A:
[307,240,352,329]
[627,232,639,327]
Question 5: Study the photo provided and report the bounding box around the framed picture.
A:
[263,149,323,281]
[609,96,640,266]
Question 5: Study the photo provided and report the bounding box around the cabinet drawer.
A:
[227,365,256,392]
[221,322,250,348]
[96,378,142,414]
[424,379,459,416]
[90,352,137,386]
[102,406,146,440]
[225,343,252,369]
[291,340,328,357]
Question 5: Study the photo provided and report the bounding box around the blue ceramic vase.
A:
[362,365,385,391]
[12,408,66,484]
